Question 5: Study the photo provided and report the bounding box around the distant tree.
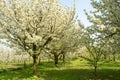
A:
[103,35,120,61]
[45,21,83,66]
[80,25,107,76]
[0,0,75,74]
[0,48,12,64]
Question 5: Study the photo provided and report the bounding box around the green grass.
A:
[0,59,120,80]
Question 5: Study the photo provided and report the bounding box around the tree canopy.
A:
[0,0,76,74]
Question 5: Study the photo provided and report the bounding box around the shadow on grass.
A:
[0,61,120,80]
[0,67,120,80]
[0,61,58,79]
[39,69,120,80]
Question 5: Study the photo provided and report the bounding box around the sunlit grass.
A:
[0,59,120,80]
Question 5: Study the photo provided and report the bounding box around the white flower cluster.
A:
[25,32,42,44]
[98,25,105,31]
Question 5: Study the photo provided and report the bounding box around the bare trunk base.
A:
[62,53,65,63]
[93,63,98,80]
[54,54,59,67]
[112,54,116,62]
[33,55,39,75]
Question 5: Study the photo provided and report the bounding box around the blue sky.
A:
[59,0,93,27]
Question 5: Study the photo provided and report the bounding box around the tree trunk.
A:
[103,54,107,60]
[54,54,59,66]
[39,57,41,65]
[112,53,116,62]
[93,60,98,77]
[93,63,97,80]
[62,53,65,63]
[94,65,97,75]
[24,60,26,68]
[32,55,39,75]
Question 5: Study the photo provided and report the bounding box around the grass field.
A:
[0,59,120,80]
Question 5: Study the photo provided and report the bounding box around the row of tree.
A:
[0,0,120,75]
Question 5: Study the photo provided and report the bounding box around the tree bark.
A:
[62,53,65,63]
[32,55,39,75]
[54,54,59,66]
[103,54,107,60]
[93,61,98,77]
[112,53,116,62]
[24,60,26,68]
[94,65,97,75]
[39,57,41,65]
